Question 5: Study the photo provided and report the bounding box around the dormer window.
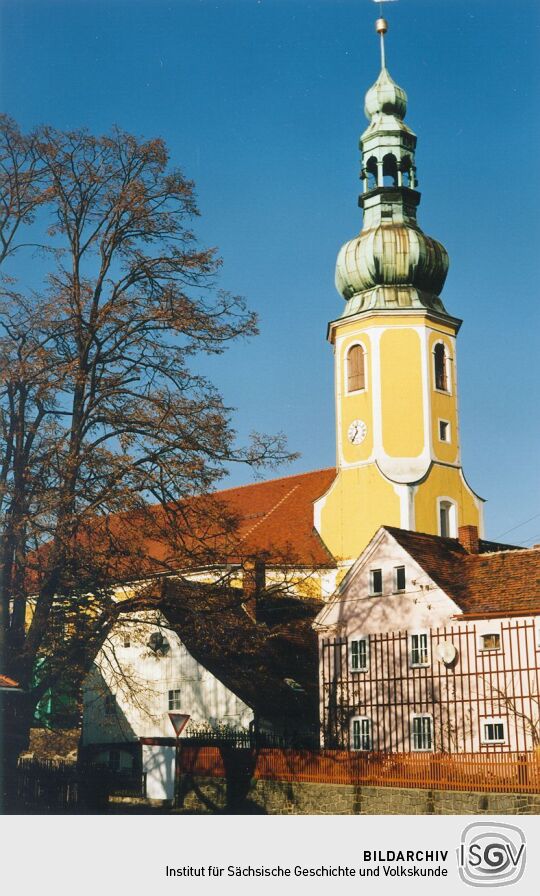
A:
[434,342,449,392]
[347,344,365,393]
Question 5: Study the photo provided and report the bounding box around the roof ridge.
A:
[240,483,301,541]
[209,466,335,498]
[472,545,540,558]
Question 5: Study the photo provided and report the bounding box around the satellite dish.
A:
[436,641,457,665]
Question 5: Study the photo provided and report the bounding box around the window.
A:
[394,565,406,592]
[350,637,369,672]
[438,420,450,442]
[369,568,383,596]
[482,718,506,744]
[109,749,120,772]
[122,634,131,648]
[168,689,181,711]
[438,499,456,538]
[347,344,365,392]
[411,714,433,751]
[434,342,448,391]
[104,695,115,716]
[351,716,372,751]
[480,633,501,651]
[410,632,429,667]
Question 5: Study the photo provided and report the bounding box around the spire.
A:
[334,12,450,318]
[376,15,387,69]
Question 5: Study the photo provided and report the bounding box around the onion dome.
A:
[335,225,449,316]
[364,67,407,121]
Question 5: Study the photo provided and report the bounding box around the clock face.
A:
[348,419,367,445]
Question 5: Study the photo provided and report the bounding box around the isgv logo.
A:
[457,823,526,887]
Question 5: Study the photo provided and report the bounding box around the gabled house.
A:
[314,526,540,755]
[81,576,321,799]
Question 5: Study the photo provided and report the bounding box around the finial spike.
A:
[375,17,388,70]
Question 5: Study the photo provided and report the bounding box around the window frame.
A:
[433,341,452,394]
[167,688,181,711]
[350,715,372,751]
[349,636,369,672]
[409,631,430,668]
[369,568,383,596]
[410,713,434,752]
[345,342,367,395]
[393,565,406,593]
[438,497,457,538]
[479,632,502,652]
[481,717,507,745]
[438,419,451,443]
[104,694,115,717]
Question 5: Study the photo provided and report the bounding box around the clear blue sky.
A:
[1,0,539,545]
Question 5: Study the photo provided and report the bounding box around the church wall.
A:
[428,329,460,466]
[380,327,424,458]
[413,465,483,537]
[316,465,401,563]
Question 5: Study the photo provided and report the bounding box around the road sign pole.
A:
[168,713,190,810]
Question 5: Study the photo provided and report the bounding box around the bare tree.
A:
[0,116,294,791]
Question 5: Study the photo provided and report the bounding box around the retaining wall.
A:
[179,775,540,815]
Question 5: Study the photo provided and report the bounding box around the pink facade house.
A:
[313,526,540,755]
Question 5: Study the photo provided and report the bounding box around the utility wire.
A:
[492,511,540,540]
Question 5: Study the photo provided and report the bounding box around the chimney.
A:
[242,557,266,622]
[458,525,480,554]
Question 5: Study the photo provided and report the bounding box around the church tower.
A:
[315,16,484,565]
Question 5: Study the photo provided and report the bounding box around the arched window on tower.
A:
[438,499,457,538]
[434,342,449,392]
[400,155,412,187]
[366,156,378,191]
[347,344,365,393]
[382,153,398,187]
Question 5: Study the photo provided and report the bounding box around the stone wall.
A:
[179,775,540,815]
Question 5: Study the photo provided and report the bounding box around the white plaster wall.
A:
[82,611,254,745]
[316,529,461,637]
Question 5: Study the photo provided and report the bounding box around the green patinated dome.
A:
[335,224,449,302]
[364,67,407,120]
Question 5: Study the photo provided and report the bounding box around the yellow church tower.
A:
[315,16,483,564]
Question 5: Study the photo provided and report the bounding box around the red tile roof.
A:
[205,467,337,567]
[387,527,540,617]
[29,468,338,589]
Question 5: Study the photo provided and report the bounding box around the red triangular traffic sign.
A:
[168,712,190,737]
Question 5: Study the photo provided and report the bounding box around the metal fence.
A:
[320,619,540,753]
[178,746,540,794]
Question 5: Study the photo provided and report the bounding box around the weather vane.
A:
[372,0,398,69]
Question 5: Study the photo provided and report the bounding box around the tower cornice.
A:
[327,308,463,345]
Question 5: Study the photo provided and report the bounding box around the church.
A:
[160,12,484,595]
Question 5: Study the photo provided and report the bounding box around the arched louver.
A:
[347,344,365,392]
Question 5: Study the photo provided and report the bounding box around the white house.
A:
[314,525,540,755]
[82,579,321,799]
